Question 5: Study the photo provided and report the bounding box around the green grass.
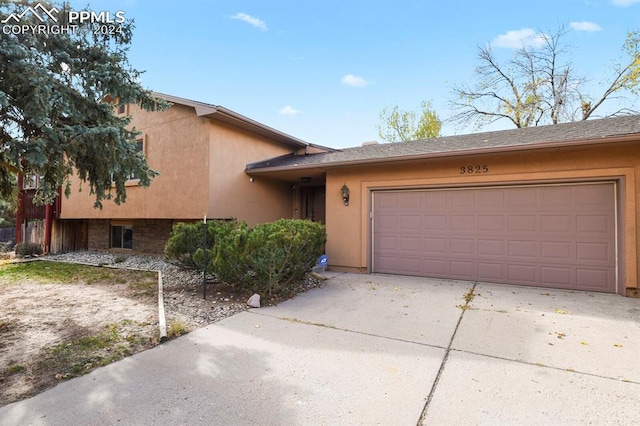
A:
[0,261,155,285]
[7,364,26,374]
[42,322,152,378]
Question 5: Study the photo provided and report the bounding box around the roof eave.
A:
[152,92,329,151]
[247,133,640,174]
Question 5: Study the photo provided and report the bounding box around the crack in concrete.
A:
[417,282,477,425]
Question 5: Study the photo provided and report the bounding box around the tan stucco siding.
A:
[60,103,210,219]
[208,122,293,225]
[325,143,639,291]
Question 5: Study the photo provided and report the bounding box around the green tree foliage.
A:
[377,100,442,142]
[165,219,327,301]
[450,25,640,129]
[0,1,168,207]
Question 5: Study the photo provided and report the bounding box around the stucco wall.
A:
[324,142,640,292]
[60,103,210,220]
[208,122,294,225]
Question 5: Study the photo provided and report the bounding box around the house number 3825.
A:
[460,165,489,174]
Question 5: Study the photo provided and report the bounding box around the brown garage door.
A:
[372,183,617,292]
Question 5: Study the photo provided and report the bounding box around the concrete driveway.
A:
[1,273,639,425]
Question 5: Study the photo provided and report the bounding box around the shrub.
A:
[0,240,14,253]
[165,218,327,301]
[213,219,326,299]
[164,220,239,269]
[15,241,43,257]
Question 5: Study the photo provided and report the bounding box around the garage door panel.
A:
[450,191,474,209]
[478,239,505,256]
[576,242,612,262]
[424,237,447,254]
[506,189,538,209]
[508,264,538,284]
[423,259,449,276]
[575,186,614,209]
[508,240,537,258]
[541,241,572,259]
[540,215,573,232]
[398,257,422,274]
[508,215,538,232]
[376,215,398,230]
[576,215,612,233]
[424,215,446,230]
[398,236,421,252]
[477,191,504,208]
[478,262,506,281]
[450,238,475,255]
[450,215,475,230]
[577,268,614,291]
[399,215,421,230]
[541,266,572,286]
[450,260,475,278]
[373,183,616,293]
[541,187,573,207]
[422,192,447,209]
[477,215,505,231]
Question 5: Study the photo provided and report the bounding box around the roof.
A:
[152,92,336,153]
[246,115,640,173]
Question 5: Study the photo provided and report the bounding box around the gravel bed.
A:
[45,251,248,329]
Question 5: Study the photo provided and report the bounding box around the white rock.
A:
[247,293,261,308]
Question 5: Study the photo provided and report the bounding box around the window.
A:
[111,224,133,249]
[128,138,145,181]
[111,138,145,184]
[22,174,37,189]
[116,104,127,115]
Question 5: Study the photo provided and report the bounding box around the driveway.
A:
[1,273,639,425]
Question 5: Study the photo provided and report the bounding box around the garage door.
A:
[372,183,617,292]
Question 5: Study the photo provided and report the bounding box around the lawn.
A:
[0,261,161,406]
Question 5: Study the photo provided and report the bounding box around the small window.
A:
[111,225,133,249]
[128,139,145,181]
[116,104,127,115]
[22,174,37,189]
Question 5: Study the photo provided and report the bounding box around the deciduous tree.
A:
[377,100,442,142]
[450,25,640,129]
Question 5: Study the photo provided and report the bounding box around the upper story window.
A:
[116,103,127,115]
[128,137,145,181]
[22,174,38,190]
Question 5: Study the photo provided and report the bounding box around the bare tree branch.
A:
[448,25,639,130]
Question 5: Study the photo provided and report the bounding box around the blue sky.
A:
[82,0,639,148]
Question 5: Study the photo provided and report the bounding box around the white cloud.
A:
[611,0,640,6]
[491,28,548,49]
[231,12,267,31]
[279,105,300,115]
[341,74,371,87]
[570,21,602,32]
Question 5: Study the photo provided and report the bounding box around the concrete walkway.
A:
[1,273,639,425]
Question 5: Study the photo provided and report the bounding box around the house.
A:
[44,93,334,254]
[247,115,640,297]
[21,92,639,297]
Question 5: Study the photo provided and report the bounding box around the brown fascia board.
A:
[152,92,336,153]
[247,133,640,174]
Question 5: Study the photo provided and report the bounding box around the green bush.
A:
[212,219,326,299]
[164,220,239,269]
[15,241,43,257]
[165,218,327,300]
